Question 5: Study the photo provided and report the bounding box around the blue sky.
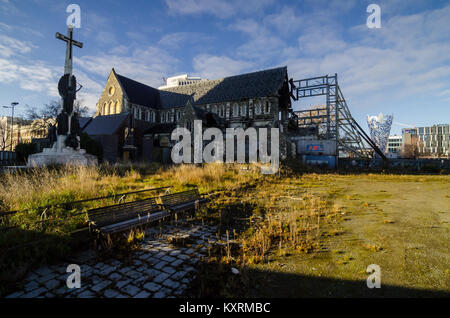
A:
[0,0,449,135]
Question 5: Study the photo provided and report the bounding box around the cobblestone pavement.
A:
[5,222,228,298]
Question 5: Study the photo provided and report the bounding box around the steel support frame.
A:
[291,74,377,160]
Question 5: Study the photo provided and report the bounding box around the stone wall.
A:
[96,70,124,117]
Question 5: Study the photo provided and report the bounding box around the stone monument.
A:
[28,26,97,167]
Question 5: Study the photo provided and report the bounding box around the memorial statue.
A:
[27,26,97,167]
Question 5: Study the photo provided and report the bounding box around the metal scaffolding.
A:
[289,74,387,160]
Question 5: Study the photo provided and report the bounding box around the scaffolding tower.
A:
[290,74,387,160]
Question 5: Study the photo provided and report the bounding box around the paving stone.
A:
[171,259,184,267]
[153,288,171,298]
[104,289,120,298]
[145,268,162,278]
[125,270,141,280]
[161,255,176,263]
[108,272,122,281]
[177,254,190,260]
[118,267,132,275]
[122,284,141,297]
[44,279,60,290]
[154,260,168,270]
[169,250,181,257]
[23,287,47,298]
[54,286,71,296]
[115,278,132,289]
[94,262,106,269]
[45,292,56,298]
[133,290,151,298]
[25,271,39,281]
[184,248,195,255]
[153,290,167,298]
[147,257,160,265]
[153,272,169,284]
[89,275,103,285]
[172,271,187,281]
[154,252,166,259]
[135,265,150,273]
[91,280,111,293]
[110,260,121,267]
[34,266,52,277]
[161,266,176,275]
[162,279,180,290]
[133,260,143,266]
[50,265,67,275]
[143,282,161,292]
[78,289,96,298]
[36,273,55,284]
[24,280,39,292]
[184,266,195,273]
[99,266,115,276]
[5,291,25,298]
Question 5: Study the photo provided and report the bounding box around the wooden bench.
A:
[87,189,207,235]
[160,189,208,213]
[87,197,169,235]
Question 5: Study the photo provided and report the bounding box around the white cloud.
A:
[193,54,251,79]
[165,0,274,18]
[0,35,36,57]
[158,32,213,49]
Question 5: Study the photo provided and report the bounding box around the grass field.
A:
[230,174,450,297]
[0,164,448,297]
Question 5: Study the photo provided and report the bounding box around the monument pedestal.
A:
[27,135,98,167]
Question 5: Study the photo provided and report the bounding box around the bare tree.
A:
[25,99,89,136]
[0,119,11,151]
[401,144,420,159]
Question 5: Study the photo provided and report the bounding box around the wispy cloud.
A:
[165,0,274,18]
[193,54,251,79]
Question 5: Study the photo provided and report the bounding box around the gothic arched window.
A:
[241,104,246,117]
[233,103,239,117]
[256,101,261,114]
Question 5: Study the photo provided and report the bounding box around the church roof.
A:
[112,66,287,110]
[115,72,161,108]
[83,113,129,135]
[160,66,288,105]
[159,90,192,109]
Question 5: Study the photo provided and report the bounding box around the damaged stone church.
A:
[83,66,296,163]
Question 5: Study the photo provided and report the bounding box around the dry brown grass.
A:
[0,164,142,211]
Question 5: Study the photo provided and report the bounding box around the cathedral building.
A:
[85,66,293,163]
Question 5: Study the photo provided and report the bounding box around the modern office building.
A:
[387,135,403,157]
[417,124,450,157]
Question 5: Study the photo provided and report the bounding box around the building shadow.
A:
[186,261,450,298]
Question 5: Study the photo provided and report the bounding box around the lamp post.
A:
[2,102,19,151]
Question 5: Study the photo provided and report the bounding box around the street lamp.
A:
[2,102,19,151]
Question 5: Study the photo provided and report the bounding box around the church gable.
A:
[96,69,125,117]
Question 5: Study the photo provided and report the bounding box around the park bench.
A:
[160,189,208,213]
[87,197,169,235]
[87,189,208,235]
